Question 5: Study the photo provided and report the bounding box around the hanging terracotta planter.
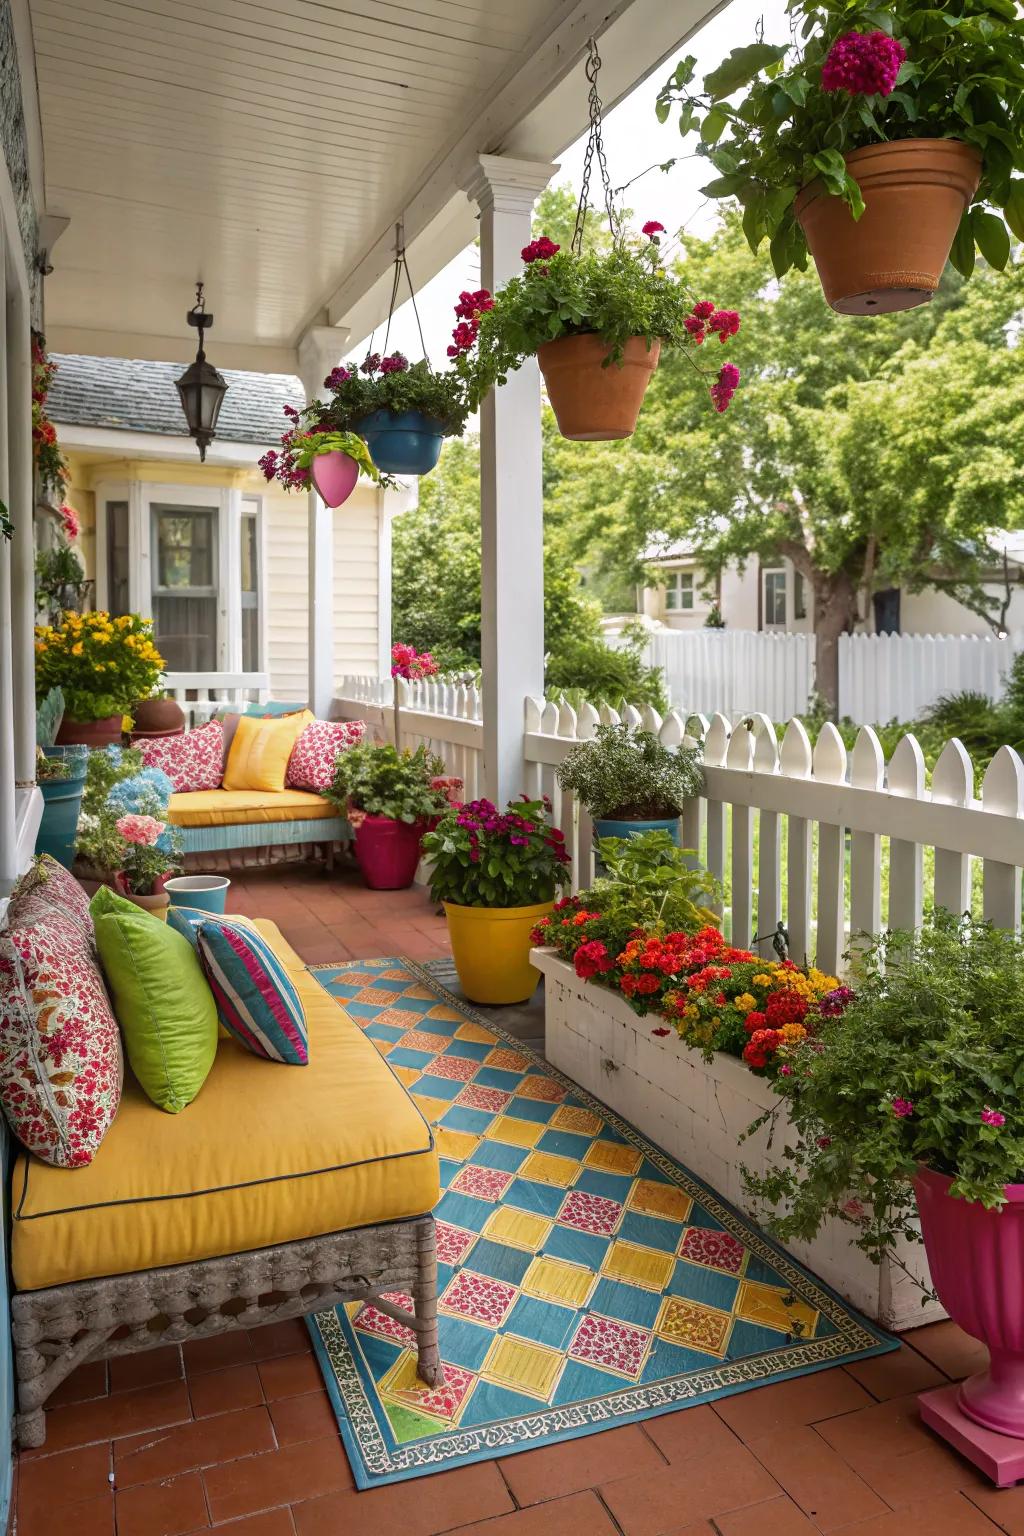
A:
[538,334,661,441]
[795,139,982,315]
[311,450,360,508]
[353,409,445,476]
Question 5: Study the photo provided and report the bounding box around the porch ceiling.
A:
[28,0,728,370]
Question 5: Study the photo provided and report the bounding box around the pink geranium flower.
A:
[116,813,164,846]
[60,504,80,540]
[642,220,666,238]
[982,1106,1006,1128]
[822,30,906,97]
[891,1097,914,1118]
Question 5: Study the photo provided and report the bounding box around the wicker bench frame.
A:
[11,1213,441,1448]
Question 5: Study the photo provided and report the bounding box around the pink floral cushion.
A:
[139,720,224,792]
[0,906,123,1167]
[12,855,94,942]
[285,719,366,792]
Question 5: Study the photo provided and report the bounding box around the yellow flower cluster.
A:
[34,609,165,714]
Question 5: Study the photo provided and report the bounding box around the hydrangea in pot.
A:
[327,742,450,890]
[656,0,1024,314]
[743,914,1024,1481]
[453,230,742,441]
[320,351,474,477]
[113,813,183,920]
[423,797,571,1004]
[555,722,703,846]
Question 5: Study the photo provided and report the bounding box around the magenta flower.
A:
[642,220,666,238]
[521,236,560,264]
[323,366,351,389]
[982,1106,1006,1128]
[379,351,408,375]
[59,503,80,541]
[710,361,741,413]
[651,1026,672,1037]
[816,1135,832,1149]
[708,308,741,342]
[778,1063,793,1077]
[891,1097,914,1118]
[360,353,381,375]
[822,30,906,97]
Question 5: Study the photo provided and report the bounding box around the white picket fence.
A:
[335,676,486,802]
[634,627,1024,725]
[163,671,269,726]
[334,678,1024,968]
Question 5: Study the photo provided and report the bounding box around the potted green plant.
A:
[656,1,1024,314]
[112,813,183,919]
[320,352,474,476]
[258,417,385,508]
[326,741,449,889]
[33,686,88,869]
[35,611,165,747]
[456,232,742,440]
[556,722,703,844]
[745,914,1024,1461]
[423,796,571,1004]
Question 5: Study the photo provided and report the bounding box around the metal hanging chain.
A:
[370,223,430,369]
[571,36,620,257]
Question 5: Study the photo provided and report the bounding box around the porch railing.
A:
[334,679,1024,971]
[164,671,270,727]
[336,676,485,800]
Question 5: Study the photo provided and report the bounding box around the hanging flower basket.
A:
[656,5,1022,316]
[352,408,445,475]
[794,140,982,314]
[259,425,382,506]
[310,449,360,508]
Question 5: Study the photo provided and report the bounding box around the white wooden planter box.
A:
[533,948,943,1332]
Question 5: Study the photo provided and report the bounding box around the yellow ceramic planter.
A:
[443,900,554,1005]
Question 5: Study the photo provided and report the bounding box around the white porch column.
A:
[298,323,349,716]
[464,154,557,805]
[8,280,36,791]
[0,257,16,891]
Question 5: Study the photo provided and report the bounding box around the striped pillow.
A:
[196,918,308,1065]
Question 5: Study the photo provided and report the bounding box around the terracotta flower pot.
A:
[118,889,170,920]
[131,696,186,736]
[914,1167,1024,1437]
[55,713,123,748]
[538,333,661,441]
[794,139,982,315]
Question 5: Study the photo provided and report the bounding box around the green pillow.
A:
[90,886,218,1113]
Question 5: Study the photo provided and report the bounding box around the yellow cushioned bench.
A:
[167,788,337,828]
[12,920,438,1291]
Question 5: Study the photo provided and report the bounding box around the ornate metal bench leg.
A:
[414,1218,444,1388]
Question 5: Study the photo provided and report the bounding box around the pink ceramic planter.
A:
[354,815,425,890]
[916,1167,1024,1485]
[311,450,359,508]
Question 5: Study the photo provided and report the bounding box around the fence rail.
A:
[164,671,269,726]
[335,678,1024,970]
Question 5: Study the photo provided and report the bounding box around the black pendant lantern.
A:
[176,283,228,461]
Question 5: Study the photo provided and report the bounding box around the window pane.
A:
[240,515,257,594]
[764,571,787,627]
[156,510,215,590]
[107,501,130,616]
[153,596,217,671]
[680,573,694,610]
[665,575,678,610]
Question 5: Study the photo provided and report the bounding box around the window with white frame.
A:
[151,504,219,672]
[763,566,787,628]
[664,570,695,611]
[240,498,262,672]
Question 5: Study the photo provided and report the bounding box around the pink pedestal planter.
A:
[916,1167,1024,1484]
[311,450,359,508]
[354,815,425,890]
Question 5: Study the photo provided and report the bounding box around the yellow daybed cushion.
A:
[12,920,438,1291]
[168,788,336,828]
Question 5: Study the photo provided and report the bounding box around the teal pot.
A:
[35,758,87,869]
[164,874,231,915]
[353,410,445,476]
[593,815,681,846]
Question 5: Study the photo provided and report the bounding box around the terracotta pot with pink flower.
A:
[656,2,1021,315]
[113,813,182,919]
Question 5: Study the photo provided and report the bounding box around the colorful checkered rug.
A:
[308,958,896,1487]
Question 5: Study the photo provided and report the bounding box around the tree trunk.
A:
[812,573,857,719]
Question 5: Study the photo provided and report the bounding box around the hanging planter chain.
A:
[367,224,431,368]
[572,37,620,256]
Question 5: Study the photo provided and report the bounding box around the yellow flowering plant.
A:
[34,611,164,721]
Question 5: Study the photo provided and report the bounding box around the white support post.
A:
[465,154,557,805]
[0,254,16,892]
[220,486,243,672]
[7,262,35,790]
[298,323,349,716]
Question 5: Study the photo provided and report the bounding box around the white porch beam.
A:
[298,323,349,717]
[44,327,300,377]
[466,154,557,806]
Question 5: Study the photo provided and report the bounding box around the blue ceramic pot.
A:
[36,758,87,869]
[593,816,681,846]
[164,875,231,915]
[354,410,445,476]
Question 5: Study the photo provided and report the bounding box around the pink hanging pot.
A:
[311,450,359,508]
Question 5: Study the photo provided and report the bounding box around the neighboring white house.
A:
[49,355,412,700]
[639,536,1024,638]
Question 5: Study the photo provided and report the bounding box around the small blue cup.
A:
[164,874,231,915]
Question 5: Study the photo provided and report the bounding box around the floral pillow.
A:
[10,855,94,942]
[0,906,123,1167]
[286,719,366,792]
[139,720,224,793]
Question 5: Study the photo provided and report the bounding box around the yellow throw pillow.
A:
[223,710,313,793]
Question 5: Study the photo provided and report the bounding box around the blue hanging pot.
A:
[354,410,445,476]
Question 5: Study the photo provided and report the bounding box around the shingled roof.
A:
[48,354,304,446]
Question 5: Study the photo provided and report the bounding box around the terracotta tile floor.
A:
[10,865,1018,1533]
